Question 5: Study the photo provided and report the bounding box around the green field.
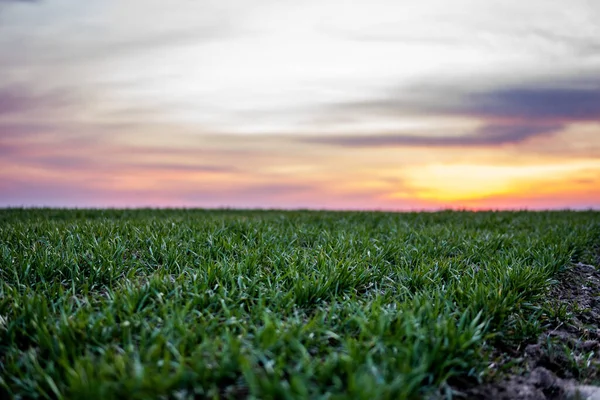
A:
[1,209,599,399]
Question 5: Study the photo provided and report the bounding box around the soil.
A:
[458,262,600,400]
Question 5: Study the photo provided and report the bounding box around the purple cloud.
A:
[304,122,562,147]
[323,77,600,124]
[0,85,75,115]
[459,86,600,122]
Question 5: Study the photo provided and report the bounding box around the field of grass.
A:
[1,209,599,399]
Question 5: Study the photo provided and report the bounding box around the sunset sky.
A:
[1,0,599,210]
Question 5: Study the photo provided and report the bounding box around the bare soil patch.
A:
[460,262,600,399]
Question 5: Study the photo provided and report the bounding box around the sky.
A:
[1,0,599,210]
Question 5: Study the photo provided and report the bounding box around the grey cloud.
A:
[0,0,39,14]
[0,85,38,115]
[362,29,598,57]
[523,28,600,57]
[457,86,600,121]
[325,78,600,124]
[476,85,598,123]
[306,123,562,148]
[0,22,239,70]
[64,25,237,64]
[0,84,77,115]
[321,22,464,46]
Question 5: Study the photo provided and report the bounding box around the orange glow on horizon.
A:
[391,160,600,204]
[1,118,599,210]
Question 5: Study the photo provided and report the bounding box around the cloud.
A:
[0,0,39,13]
[330,22,600,58]
[521,28,600,57]
[0,122,58,138]
[458,86,600,122]
[47,25,238,66]
[305,123,563,148]
[0,84,76,116]
[34,157,237,174]
[321,77,600,126]
[130,163,236,174]
[0,138,241,174]
[0,3,240,71]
